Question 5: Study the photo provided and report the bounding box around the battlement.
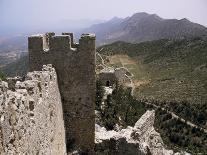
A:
[62,32,74,47]
[28,32,95,52]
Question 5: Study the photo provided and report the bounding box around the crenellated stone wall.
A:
[0,65,66,155]
[28,33,96,154]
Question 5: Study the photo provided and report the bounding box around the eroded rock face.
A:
[0,65,66,155]
[95,110,180,155]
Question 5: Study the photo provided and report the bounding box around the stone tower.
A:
[28,32,96,154]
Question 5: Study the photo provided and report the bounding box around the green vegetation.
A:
[95,82,207,154]
[98,38,207,103]
[95,82,148,130]
[157,101,207,129]
[155,108,207,154]
[101,86,147,129]
[0,71,6,80]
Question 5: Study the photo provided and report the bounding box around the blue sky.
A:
[0,0,207,27]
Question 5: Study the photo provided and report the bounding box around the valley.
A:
[97,39,207,104]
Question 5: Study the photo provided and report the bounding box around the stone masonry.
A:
[0,65,66,155]
[28,33,96,154]
[95,110,175,155]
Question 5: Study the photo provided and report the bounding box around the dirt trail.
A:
[96,49,109,68]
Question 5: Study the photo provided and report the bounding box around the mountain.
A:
[85,12,207,45]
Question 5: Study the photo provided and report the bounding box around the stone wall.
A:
[95,110,176,155]
[98,67,132,88]
[98,72,117,86]
[114,67,132,85]
[28,33,96,154]
[0,65,66,155]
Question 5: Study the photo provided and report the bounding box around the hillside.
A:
[85,12,207,45]
[97,38,207,104]
[1,54,28,77]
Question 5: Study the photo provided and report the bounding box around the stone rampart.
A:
[0,65,66,155]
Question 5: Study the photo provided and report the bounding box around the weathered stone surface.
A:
[0,65,66,155]
[29,33,96,153]
[95,110,186,155]
[98,67,132,88]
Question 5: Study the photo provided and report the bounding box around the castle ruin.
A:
[0,32,187,155]
[29,32,96,154]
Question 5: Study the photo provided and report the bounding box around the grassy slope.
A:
[98,38,207,104]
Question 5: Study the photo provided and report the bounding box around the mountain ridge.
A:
[84,12,207,45]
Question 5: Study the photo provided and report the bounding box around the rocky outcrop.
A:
[95,110,187,155]
[0,65,66,155]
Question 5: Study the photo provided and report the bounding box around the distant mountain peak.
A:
[128,12,163,23]
[130,12,162,19]
[85,12,207,45]
[130,12,150,19]
[107,17,123,24]
[180,18,190,22]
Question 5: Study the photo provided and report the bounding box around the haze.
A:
[0,0,207,35]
